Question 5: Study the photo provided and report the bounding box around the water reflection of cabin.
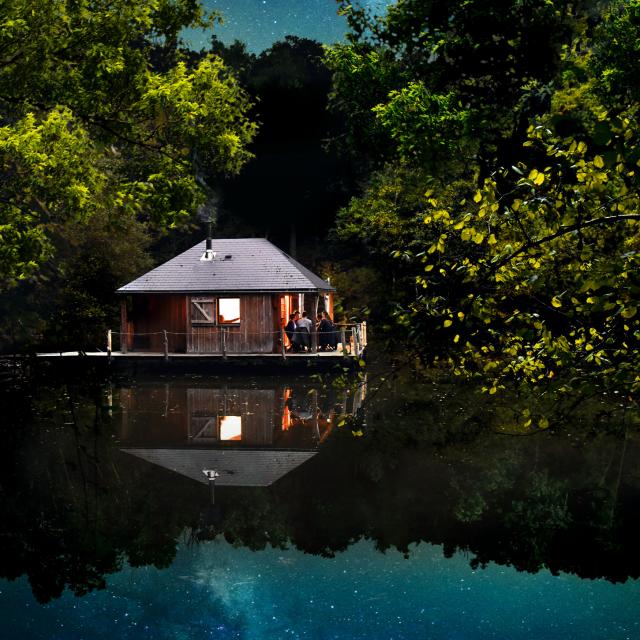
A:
[117,383,363,449]
[117,380,366,486]
[116,238,336,354]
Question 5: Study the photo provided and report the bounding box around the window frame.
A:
[190,297,216,325]
[189,296,241,326]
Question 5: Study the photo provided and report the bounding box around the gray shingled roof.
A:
[121,448,317,486]
[117,238,334,294]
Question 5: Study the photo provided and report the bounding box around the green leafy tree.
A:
[328,0,592,171]
[0,0,257,288]
[329,0,640,404]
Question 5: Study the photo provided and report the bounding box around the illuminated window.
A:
[218,298,240,324]
[219,415,242,440]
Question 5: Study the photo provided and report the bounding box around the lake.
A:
[1,366,638,639]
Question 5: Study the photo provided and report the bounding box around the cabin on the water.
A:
[116,237,358,356]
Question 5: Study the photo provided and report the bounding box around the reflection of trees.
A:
[0,379,204,603]
[1,374,640,604]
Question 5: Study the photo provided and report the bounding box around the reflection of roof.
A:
[121,448,316,487]
[117,238,335,294]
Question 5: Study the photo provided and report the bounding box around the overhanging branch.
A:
[491,213,640,273]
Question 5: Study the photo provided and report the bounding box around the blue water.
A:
[2,540,638,640]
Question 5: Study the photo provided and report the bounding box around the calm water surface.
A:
[1,370,638,639]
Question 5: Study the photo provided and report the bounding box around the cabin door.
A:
[279,294,295,349]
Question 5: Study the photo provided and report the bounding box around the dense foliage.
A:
[0,0,257,348]
[327,0,640,404]
[0,1,257,286]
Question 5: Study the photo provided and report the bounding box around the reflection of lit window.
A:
[218,298,240,324]
[282,388,292,431]
[219,415,242,440]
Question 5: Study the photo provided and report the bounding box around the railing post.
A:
[351,326,357,357]
[281,327,286,359]
[163,330,169,360]
[122,329,128,354]
[340,327,347,356]
[311,327,318,354]
[107,329,112,362]
[222,327,227,358]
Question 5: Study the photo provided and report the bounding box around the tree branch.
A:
[491,214,640,273]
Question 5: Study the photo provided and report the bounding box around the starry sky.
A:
[184,0,392,53]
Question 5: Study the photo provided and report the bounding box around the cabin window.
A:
[190,298,215,324]
[219,415,242,440]
[218,298,241,325]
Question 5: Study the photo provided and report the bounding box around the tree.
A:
[0,0,257,289]
[328,0,640,402]
[328,0,590,171]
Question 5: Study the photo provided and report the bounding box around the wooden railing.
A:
[107,321,367,359]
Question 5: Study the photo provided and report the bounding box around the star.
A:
[184,0,393,53]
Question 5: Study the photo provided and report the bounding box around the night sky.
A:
[184,0,391,52]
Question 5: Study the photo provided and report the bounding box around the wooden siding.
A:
[121,292,334,354]
[187,294,275,354]
[187,388,276,446]
[128,294,187,352]
[119,385,189,444]
[119,386,280,447]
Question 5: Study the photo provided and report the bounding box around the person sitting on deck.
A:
[285,313,300,352]
[317,311,336,351]
[296,311,313,351]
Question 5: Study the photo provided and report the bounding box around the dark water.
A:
[1,368,639,639]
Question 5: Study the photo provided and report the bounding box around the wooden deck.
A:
[34,349,365,373]
[37,350,353,359]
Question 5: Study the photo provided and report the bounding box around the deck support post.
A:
[163,330,169,360]
[312,294,319,354]
[340,327,347,356]
[120,300,128,354]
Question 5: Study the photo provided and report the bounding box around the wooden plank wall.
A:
[187,388,277,445]
[130,295,187,352]
[118,386,189,444]
[119,387,278,446]
[187,294,275,353]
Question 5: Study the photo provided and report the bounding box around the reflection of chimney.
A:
[203,469,220,505]
[198,469,222,538]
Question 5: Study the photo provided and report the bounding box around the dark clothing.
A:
[285,320,300,351]
[317,318,336,350]
[298,327,310,350]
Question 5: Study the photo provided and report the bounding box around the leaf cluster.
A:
[0,0,257,289]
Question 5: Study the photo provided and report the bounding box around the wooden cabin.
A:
[117,238,336,354]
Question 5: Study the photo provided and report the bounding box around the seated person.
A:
[296,311,313,351]
[317,311,336,351]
